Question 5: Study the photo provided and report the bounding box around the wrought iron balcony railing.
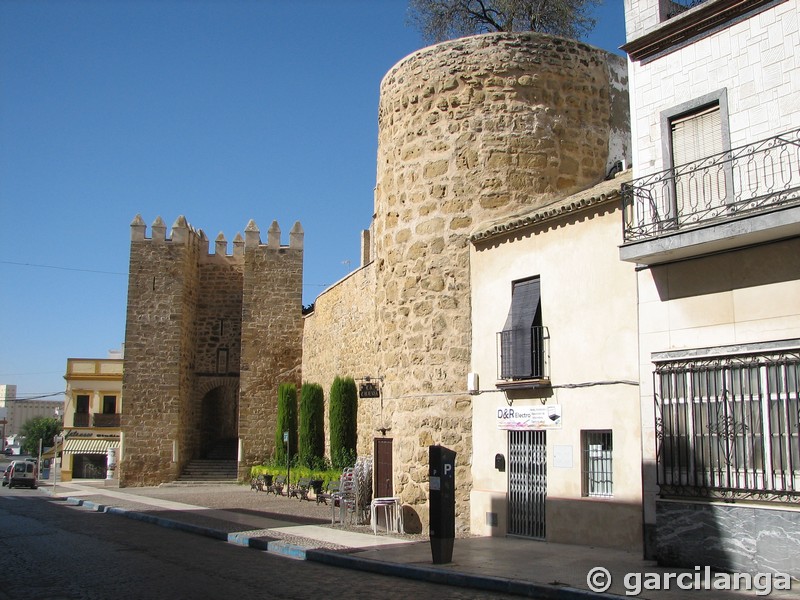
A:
[71,413,121,428]
[663,0,709,20]
[93,413,121,428]
[622,127,800,243]
[497,326,550,381]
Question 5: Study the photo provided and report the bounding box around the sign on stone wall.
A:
[359,382,381,398]
[497,405,562,430]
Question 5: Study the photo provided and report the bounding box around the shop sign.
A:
[496,405,562,430]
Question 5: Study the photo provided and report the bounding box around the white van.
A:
[8,459,38,489]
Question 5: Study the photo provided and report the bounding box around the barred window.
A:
[583,430,613,498]
[655,349,800,502]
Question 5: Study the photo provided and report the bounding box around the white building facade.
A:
[1,384,62,448]
[622,0,800,576]
[470,175,644,551]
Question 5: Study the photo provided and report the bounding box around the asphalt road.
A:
[0,485,522,600]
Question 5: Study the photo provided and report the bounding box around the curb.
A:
[304,549,625,600]
[63,496,308,559]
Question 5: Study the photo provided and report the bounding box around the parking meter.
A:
[429,444,455,564]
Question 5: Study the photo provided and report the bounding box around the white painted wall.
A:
[469,195,643,549]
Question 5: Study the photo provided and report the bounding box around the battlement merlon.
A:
[131,215,302,254]
[244,220,304,251]
[129,214,198,244]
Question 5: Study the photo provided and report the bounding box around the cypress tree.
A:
[274,383,298,463]
[329,376,358,468]
[299,382,325,467]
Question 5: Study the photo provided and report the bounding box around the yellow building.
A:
[62,357,123,482]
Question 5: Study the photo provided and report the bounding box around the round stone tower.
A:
[369,32,628,531]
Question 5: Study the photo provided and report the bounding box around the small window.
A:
[671,104,722,166]
[583,430,613,498]
[76,395,90,413]
[661,90,731,224]
[102,395,116,414]
[216,348,229,374]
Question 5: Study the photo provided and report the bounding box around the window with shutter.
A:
[500,277,544,379]
[669,101,729,220]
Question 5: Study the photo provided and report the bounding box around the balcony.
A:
[72,413,120,428]
[623,0,775,62]
[496,326,550,389]
[662,0,709,20]
[93,413,121,428]
[620,128,800,265]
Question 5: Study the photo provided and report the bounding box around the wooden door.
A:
[374,437,393,498]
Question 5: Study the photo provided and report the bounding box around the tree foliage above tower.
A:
[408,0,599,44]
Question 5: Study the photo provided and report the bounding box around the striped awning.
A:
[63,438,120,455]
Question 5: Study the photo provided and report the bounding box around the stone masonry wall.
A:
[195,259,243,376]
[193,255,244,455]
[122,216,303,485]
[121,216,203,486]
[301,262,379,458]
[301,33,628,532]
[238,221,304,474]
[371,33,628,532]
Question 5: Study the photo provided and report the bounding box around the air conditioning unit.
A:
[467,372,479,394]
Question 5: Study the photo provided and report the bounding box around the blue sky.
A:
[0,0,626,400]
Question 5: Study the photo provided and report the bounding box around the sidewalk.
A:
[40,480,798,599]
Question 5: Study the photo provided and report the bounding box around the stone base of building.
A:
[656,498,800,578]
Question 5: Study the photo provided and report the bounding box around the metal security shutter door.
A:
[508,430,547,539]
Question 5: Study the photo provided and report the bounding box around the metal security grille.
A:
[655,349,800,503]
[583,430,613,497]
[508,430,546,539]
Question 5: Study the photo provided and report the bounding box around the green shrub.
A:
[329,376,358,469]
[274,383,298,464]
[249,464,341,487]
[299,382,325,468]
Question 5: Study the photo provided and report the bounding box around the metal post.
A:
[53,407,62,497]
[52,435,61,497]
[284,431,290,491]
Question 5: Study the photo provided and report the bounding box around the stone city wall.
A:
[121,216,304,484]
[374,33,628,531]
[121,216,205,485]
[300,32,628,531]
[301,263,379,458]
[238,221,304,473]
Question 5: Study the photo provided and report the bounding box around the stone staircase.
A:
[175,459,238,484]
